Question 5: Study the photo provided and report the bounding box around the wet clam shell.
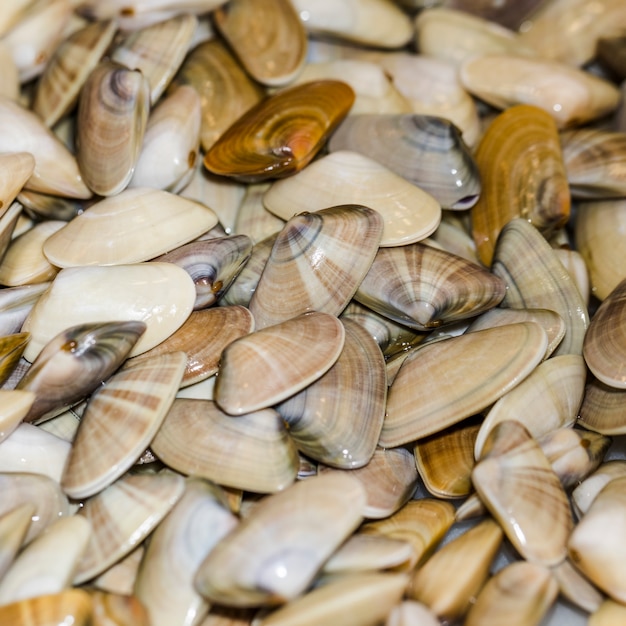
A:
[263,151,441,247]
[328,114,481,210]
[249,205,383,329]
[382,322,547,447]
[22,262,197,361]
[151,399,299,493]
[214,312,345,416]
[76,61,150,197]
[203,80,355,182]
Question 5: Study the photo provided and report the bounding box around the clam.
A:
[214,0,307,87]
[552,559,604,614]
[263,151,441,247]
[203,80,355,182]
[22,262,196,361]
[0,152,35,218]
[93,547,144,596]
[89,591,150,626]
[249,205,383,329]
[0,589,92,626]
[328,114,481,209]
[61,352,186,499]
[0,202,23,264]
[76,61,150,197]
[233,183,285,245]
[0,504,35,580]
[0,332,30,387]
[76,0,228,20]
[0,41,19,100]
[470,105,571,266]
[578,378,626,435]
[17,189,85,222]
[385,601,440,626]
[571,461,626,518]
[150,399,299,493]
[0,390,34,442]
[590,600,626,626]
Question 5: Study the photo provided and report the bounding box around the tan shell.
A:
[572,460,626,518]
[0,589,92,626]
[92,546,144,596]
[552,559,604,614]
[579,378,626,435]
[0,390,34,444]
[234,183,285,245]
[0,504,35,581]
[0,152,35,219]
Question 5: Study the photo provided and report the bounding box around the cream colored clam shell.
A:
[22,262,196,362]
[43,188,217,267]
[264,151,440,247]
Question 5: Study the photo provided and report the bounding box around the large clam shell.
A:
[76,60,150,197]
[249,205,383,329]
[203,80,355,182]
[328,114,481,209]
[263,151,441,247]
[214,312,345,415]
[470,104,570,266]
[381,322,547,447]
[151,399,299,493]
[22,262,196,361]
[193,473,366,607]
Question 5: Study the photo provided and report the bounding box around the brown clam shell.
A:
[203,80,355,182]
[579,378,626,435]
[0,589,93,625]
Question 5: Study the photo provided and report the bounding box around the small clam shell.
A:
[0,332,30,387]
[214,312,345,415]
[569,476,626,602]
[474,355,586,459]
[465,561,558,626]
[328,114,481,209]
[151,399,299,493]
[460,55,621,128]
[0,504,35,581]
[203,80,355,182]
[154,235,252,310]
[0,515,91,605]
[74,472,185,584]
[571,460,626,518]
[264,151,441,247]
[257,573,408,626]
[407,519,503,622]
[22,262,197,361]
[578,378,626,435]
[133,306,254,387]
[194,473,366,607]
[277,319,386,469]
[134,478,238,626]
[111,13,197,105]
[250,205,383,329]
[491,218,590,356]
[32,19,117,127]
[318,447,418,519]
[0,152,35,219]
[472,420,573,566]
[76,61,150,197]
[291,0,414,48]
[0,97,91,199]
[61,352,186,499]
[214,0,306,86]
[355,243,505,331]
[0,284,49,338]
[0,589,92,626]
[170,39,264,151]
[470,105,570,266]
[583,277,626,389]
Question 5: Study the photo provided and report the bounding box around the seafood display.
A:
[0,2,625,626]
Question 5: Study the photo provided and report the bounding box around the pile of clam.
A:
[1,0,626,624]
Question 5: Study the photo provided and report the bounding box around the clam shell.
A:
[583,278,626,389]
[328,114,481,209]
[17,189,85,222]
[249,205,383,329]
[89,591,150,626]
[234,183,285,245]
[151,399,299,493]
[0,97,91,199]
[491,218,590,356]
[170,39,264,151]
[465,561,558,626]
[571,460,626,518]
[203,80,355,182]
[385,601,440,626]
[0,589,92,626]
[76,61,150,197]
[0,332,30,387]
[0,202,23,264]
[264,151,441,247]
[0,152,35,219]
[92,546,144,596]
[17,320,146,425]
[22,262,197,362]
[355,243,505,331]
[578,378,626,435]
[0,41,19,101]
[74,472,185,584]
[474,355,586,459]
[552,559,604,614]
[214,0,306,86]
[111,13,197,105]
[0,389,34,443]
[460,54,621,128]
[382,323,548,447]
[470,105,570,266]
[32,19,117,127]
[276,319,386,469]
[472,420,573,566]
[0,504,35,581]
[589,599,626,626]
[76,0,228,20]
[193,473,366,607]
[214,312,345,415]
[61,352,186,499]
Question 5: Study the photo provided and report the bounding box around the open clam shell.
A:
[250,205,383,329]
[263,151,441,247]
